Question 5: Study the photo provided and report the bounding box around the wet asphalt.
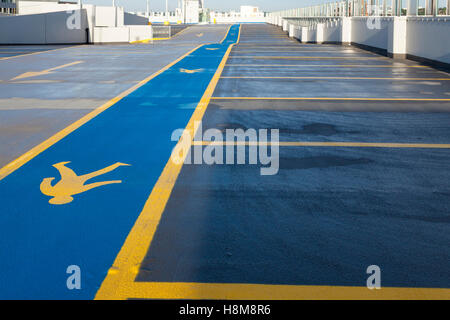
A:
[136,24,450,289]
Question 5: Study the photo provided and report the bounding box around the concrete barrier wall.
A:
[95,6,124,27]
[128,25,153,42]
[275,16,450,67]
[321,19,342,43]
[17,1,80,15]
[93,27,129,43]
[351,17,391,51]
[124,12,149,25]
[0,10,88,44]
[93,25,153,43]
[406,17,450,64]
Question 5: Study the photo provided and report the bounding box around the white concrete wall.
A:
[17,1,80,15]
[351,17,391,51]
[270,16,450,66]
[93,26,129,43]
[128,25,153,42]
[93,25,153,43]
[95,6,124,27]
[301,25,317,43]
[0,9,88,44]
[406,17,450,64]
[322,19,342,43]
[124,12,149,25]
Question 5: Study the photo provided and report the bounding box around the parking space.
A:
[132,24,450,299]
[1,23,449,300]
[0,45,73,60]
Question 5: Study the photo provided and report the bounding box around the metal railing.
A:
[270,0,450,17]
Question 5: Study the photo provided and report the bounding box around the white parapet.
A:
[316,23,324,43]
[93,25,153,43]
[388,16,407,58]
[406,16,450,64]
[282,19,288,31]
[301,27,308,43]
[93,27,129,43]
[288,23,295,38]
[273,15,449,66]
[342,17,352,44]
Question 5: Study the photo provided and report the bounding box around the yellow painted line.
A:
[0,45,83,61]
[130,37,171,44]
[0,52,38,54]
[229,56,386,60]
[220,25,233,44]
[171,26,191,39]
[211,97,450,101]
[0,44,204,182]
[192,141,450,149]
[95,26,240,300]
[111,282,450,300]
[233,51,376,54]
[220,76,450,81]
[11,61,84,81]
[225,64,429,68]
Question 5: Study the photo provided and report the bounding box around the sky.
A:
[80,0,324,13]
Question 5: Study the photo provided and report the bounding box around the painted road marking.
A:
[225,64,429,68]
[0,24,241,300]
[0,46,201,182]
[111,282,450,300]
[180,68,204,74]
[94,24,241,301]
[0,45,83,61]
[11,61,84,81]
[40,162,131,205]
[211,97,450,101]
[192,141,450,149]
[220,76,450,81]
[229,56,387,60]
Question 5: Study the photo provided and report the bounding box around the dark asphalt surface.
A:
[136,24,450,289]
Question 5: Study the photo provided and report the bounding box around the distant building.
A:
[240,5,262,17]
[210,5,266,23]
[0,0,18,14]
[182,0,200,24]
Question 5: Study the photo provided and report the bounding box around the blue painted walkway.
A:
[0,25,240,299]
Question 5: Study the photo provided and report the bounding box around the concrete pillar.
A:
[407,0,418,15]
[387,16,407,58]
[316,23,324,43]
[301,27,309,43]
[342,16,352,44]
[289,24,295,37]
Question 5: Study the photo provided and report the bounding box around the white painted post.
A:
[407,0,418,15]
[387,16,407,57]
[341,16,352,44]
[301,26,309,43]
[316,23,324,43]
[289,23,295,37]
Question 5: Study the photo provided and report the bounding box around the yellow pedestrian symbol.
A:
[180,68,203,74]
[196,33,204,37]
[40,161,130,205]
